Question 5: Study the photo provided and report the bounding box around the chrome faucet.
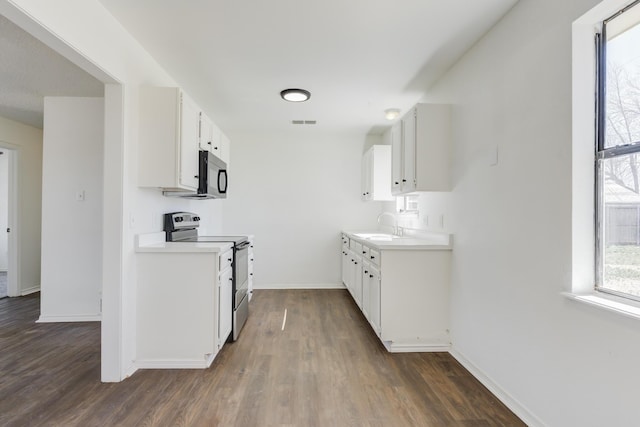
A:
[377,212,398,235]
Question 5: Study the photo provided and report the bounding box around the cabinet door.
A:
[341,248,349,287]
[361,149,372,200]
[218,268,233,348]
[199,113,213,151]
[369,266,381,335]
[362,260,372,320]
[248,240,254,301]
[391,122,403,195]
[179,93,200,189]
[402,109,417,193]
[353,254,363,308]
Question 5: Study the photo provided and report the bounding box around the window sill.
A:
[563,291,640,321]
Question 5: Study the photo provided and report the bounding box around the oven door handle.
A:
[236,241,251,250]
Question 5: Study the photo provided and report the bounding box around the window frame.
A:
[595,0,640,302]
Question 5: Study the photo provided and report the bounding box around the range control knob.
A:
[193,216,200,221]
[175,217,183,222]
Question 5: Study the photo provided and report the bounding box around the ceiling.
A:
[97,0,518,136]
[0,15,104,129]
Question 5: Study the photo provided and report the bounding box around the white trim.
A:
[562,291,640,320]
[124,364,137,380]
[20,285,40,296]
[37,314,101,323]
[449,348,545,427]
[136,353,216,370]
[382,341,450,353]
[254,283,346,290]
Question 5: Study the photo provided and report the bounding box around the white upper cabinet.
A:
[361,145,393,201]
[391,122,403,195]
[138,86,231,193]
[390,103,451,195]
[138,87,200,191]
[180,93,201,190]
[200,113,230,165]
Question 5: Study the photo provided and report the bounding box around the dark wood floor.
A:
[0,290,524,426]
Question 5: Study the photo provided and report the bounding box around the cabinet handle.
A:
[251,258,254,261]
[228,258,232,262]
[194,175,199,179]
[362,251,366,254]
[229,277,232,281]
[214,147,218,150]
[394,181,399,185]
[364,270,368,274]
[370,274,374,278]
[250,273,253,276]
[207,141,212,145]
[354,262,358,265]
[402,179,407,182]
[370,255,375,259]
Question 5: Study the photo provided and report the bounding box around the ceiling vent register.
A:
[291,120,317,125]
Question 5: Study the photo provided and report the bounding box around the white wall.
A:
[39,97,104,321]
[0,149,8,270]
[0,115,42,295]
[420,0,640,425]
[222,131,382,287]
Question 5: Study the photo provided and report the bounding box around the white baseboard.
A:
[383,341,451,353]
[21,286,40,296]
[37,314,102,323]
[254,283,346,290]
[136,353,215,370]
[449,347,545,427]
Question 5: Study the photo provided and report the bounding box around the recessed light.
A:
[384,108,401,120]
[281,88,311,102]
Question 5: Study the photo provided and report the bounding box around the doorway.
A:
[0,147,13,299]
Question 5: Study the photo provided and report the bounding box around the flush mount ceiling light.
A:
[384,108,401,120]
[280,88,311,102]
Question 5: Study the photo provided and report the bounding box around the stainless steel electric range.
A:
[164,212,250,341]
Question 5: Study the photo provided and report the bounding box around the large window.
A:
[596,0,640,300]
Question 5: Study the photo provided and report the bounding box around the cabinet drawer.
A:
[369,249,380,267]
[354,242,363,255]
[219,249,233,272]
[349,238,358,251]
[361,245,370,259]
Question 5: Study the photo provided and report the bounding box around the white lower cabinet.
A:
[218,251,233,348]
[341,233,450,352]
[248,238,255,301]
[361,261,381,336]
[136,244,233,369]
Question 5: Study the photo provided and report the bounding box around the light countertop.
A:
[342,230,453,251]
[135,232,233,253]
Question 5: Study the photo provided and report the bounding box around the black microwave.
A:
[162,150,227,199]
[198,150,227,198]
